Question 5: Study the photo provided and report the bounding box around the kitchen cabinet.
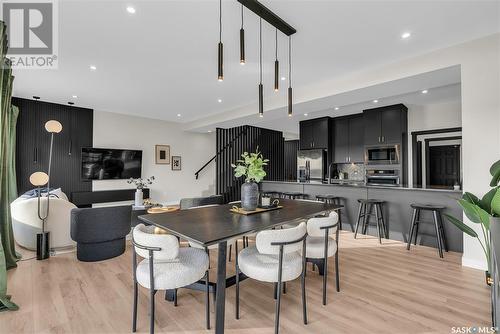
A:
[333,114,364,163]
[299,117,329,150]
[363,104,408,146]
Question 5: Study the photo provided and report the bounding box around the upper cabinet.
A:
[299,117,330,150]
[333,114,364,163]
[363,104,408,146]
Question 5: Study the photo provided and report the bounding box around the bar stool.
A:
[315,195,352,231]
[282,192,307,200]
[354,199,387,243]
[406,204,448,258]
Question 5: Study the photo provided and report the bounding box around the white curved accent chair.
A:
[235,222,308,334]
[305,211,340,305]
[132,224,210,334]
[11,192,76,250]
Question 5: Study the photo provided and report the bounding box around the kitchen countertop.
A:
[262,180,463,193]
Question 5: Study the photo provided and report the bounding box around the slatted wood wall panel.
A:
[216,125,284,203]
[13,97,93,198]
[284,140,299,181]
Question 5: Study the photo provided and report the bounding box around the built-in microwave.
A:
[365,145,400,165]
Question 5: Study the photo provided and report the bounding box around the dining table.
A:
[138,198,342,334]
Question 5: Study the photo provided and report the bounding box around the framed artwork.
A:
[155,145,170,164]
[172,156,181,170]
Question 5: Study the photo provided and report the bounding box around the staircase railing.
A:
[195,127,248,180]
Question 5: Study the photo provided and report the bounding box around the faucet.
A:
[328,162,335,184]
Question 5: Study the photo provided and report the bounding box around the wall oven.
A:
[365,145,400,165]
[366,169,400,186]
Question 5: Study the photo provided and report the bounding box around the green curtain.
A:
[0,20,19,311]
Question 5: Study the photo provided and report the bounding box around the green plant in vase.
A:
[231,150,268,211]
[445,160,500,285]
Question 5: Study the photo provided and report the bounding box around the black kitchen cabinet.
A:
[363,104,408,146]
[348,115,365,162]
[333,114,364,163]
[299,117,330,150]
[334,118,349,163]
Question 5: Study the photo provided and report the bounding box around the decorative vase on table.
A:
[135,189,143,206]
[241,181,259,211]
[231,150,269,212]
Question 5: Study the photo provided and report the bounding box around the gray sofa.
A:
[70,205,132,262]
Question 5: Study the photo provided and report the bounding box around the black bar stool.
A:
[282,192,307,200]
[406,204,448,258]
[354,199,387,243]
[315,195,352,231]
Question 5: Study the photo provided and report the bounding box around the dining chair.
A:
[132,224,210,334]
[235,222,308,334]
[305,211,340,305]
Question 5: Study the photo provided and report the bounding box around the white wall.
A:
[407,101,462,186]
[92,111,216,205]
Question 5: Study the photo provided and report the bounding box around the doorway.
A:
[427,144,460,188]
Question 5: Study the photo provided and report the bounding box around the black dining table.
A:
[139,198,342,334]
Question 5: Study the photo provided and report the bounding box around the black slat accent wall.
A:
[13,97,93,198]
[216,125,284,203]
[284,140,299,181]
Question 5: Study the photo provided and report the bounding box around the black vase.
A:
[241,181,259,211]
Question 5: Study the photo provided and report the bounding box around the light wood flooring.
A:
[2,231,491,334]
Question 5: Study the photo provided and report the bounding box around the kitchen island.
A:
[262,181,463,252]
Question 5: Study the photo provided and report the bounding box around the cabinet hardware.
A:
[382,136,385,142]
[33,147,37,163]
[68,140,72,156]
[378,136,381,143]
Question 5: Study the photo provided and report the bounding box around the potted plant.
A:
[231,150,268,211]
[445,160,500,285]
[127,176,155,206]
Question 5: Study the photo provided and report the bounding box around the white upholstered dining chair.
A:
[305,211,340,305]
[132,224,210,334]
[235,222,308,334]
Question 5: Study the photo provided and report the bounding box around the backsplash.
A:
[337,163,365,181]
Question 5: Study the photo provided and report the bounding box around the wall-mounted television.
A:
[81,148,142,180]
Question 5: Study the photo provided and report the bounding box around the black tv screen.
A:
[81,148,142,180]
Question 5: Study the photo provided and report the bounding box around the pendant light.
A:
[258,18,263,117]
[239,5,245,65]
[288,36,293,117]
[217,0,223,81]
[274,29,279,91]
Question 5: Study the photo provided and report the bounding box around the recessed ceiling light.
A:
[67,102,74,105]
[373,99,379,103]
[177,113,181,117]
[401,32,411,39]
[208,130,212,133]
[217,99,222,103]
[303,113,308,116]
[126,6,136,14]
[33,96,40,100]
[89,65,97,71]
[421,89,428,94]
[72,95,78,99]
[334,107,339,111]
[280,77,286,81]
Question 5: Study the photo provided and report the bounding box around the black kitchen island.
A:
[262,181,464,252]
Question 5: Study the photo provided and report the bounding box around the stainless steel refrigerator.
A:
[297,149,325,182]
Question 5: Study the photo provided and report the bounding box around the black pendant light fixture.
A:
[274,29,279,91]
[288,35,293,117]
[239,5,245,65]
[217,0,223,81]
[258,18,263,117]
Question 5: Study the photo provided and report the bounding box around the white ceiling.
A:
[11,0,500,127]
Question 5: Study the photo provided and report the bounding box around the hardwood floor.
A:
[2,231,490,334]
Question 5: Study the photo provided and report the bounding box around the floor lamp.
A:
[29,171,50,260]
[30,120,62,260]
